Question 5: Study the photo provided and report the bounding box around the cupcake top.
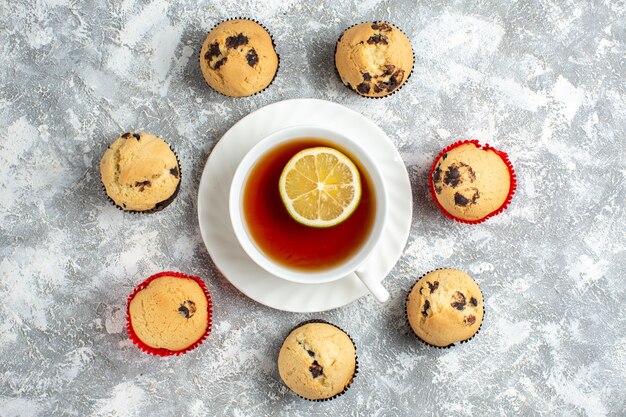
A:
[100,132,180,212]
[407,269,484,347]
[200,19,278,97]
[128,275,210,352]
[278,322,356,400]
[431,142,512,222]
[335,22,413,97]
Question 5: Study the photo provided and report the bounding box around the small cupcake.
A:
[335,22,413,97]
[199,19,279,97]
[406,269,484,348]
[126,271,212,356]
[429,140,516,223]
[100,132,181,212]
[278,321,357,401]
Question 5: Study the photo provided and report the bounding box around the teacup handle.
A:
[354,267,389,303]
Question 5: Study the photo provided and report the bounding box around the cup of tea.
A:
[229,125,390,302]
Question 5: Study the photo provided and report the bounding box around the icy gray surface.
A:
[1,0,625,416]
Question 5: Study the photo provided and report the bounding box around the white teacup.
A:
[229,125,390,302]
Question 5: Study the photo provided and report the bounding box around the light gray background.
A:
[1,0,625,416]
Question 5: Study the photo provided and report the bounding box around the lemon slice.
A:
[279,146,362,228]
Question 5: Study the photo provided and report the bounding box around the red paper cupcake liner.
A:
[428,139,517,224]
[126,271,213,357]
[334,21,415,99]
[405,269,485,349]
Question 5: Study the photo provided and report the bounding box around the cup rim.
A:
[229,125,388,285]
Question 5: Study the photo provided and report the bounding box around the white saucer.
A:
[197,98,412,312]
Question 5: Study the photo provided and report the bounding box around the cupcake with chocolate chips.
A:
[100,131,181,212]
[278,321,357,401]
[406,269,484,347]
[335,22,413,97]
[200,19,279,97]
[429,140,516,223]
[127,271,212,356]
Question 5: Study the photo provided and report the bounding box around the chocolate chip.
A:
[309,361,323,378]
[246,48,258,67]
[205,42,221,61]
[122,202,126,208]
[387,69,405,91]
[464,315,476,325]
[178,300,197,318]
[470,297,478,307]
[367,34,389,45]
[444,163,476,188]
[133,133,141,140]
[170,166,179,178]
[454,192,470,206]
[362,72,371,81]
[435,186,442,194]
[214,57,227,70]
[373,71,404,94]
[444,164,462,188]
[455,188,480,206]
[433,165,442,184]
[226,33,248,49]
[134,180,151,192]
[121,132,131,139]
[427,281,439,293]
[382,64,396,77]
[442,153,448,160]
[307,350,315,357]
[371,22,392,32]
[451,291,466,310]
[421,299,430,317]
[357,82,370,95]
